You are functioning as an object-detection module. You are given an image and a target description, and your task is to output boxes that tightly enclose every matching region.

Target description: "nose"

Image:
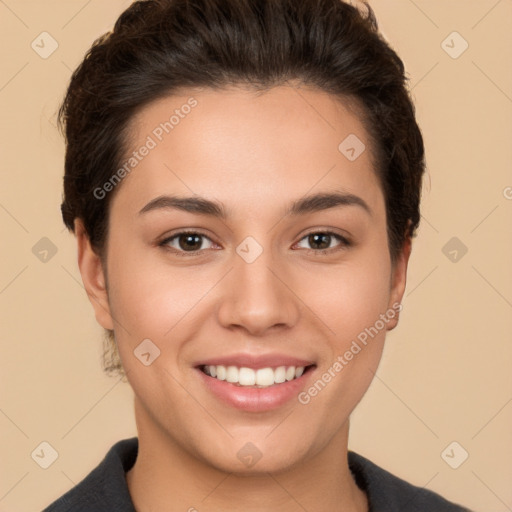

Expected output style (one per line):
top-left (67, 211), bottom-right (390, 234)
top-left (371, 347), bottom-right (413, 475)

top-left (216, 246), bottom-right (300, 336)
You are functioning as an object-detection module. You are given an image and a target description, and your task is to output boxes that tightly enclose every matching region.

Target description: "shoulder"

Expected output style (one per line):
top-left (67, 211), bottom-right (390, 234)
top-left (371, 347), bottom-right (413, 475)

top-left (348, 451), bottom-right (473, 512)
top-left (42, 438), bottom-right (138, 512)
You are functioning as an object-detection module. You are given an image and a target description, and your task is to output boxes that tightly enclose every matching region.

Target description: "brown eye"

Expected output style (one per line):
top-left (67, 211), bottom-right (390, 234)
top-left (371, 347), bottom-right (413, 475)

top-left (177, 233), bottom-right (203, 251)
top-left (308, 233), bottom-right (332, 250)
top-left (295, 231), bottom-right (350, 253)
top-left (159, 231), bottom-right (215, 254)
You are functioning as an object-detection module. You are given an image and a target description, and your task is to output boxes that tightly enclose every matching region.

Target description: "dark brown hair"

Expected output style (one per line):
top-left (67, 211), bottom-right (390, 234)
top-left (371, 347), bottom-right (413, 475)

top-left (58, 0), bottom-right (425, 374)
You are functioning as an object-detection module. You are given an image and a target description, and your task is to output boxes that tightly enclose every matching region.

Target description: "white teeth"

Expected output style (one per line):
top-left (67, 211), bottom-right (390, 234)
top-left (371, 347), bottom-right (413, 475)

top-left (226, 365), bottom-right (238, 383)
top-left (216, 365), bottom-right (226, 380)
top-left (255, 368), bottom-right (274, 386)
top-left (238, 367), bottom-right (256, 386)
top-left (285, 366), bottom-right (296, 381)
top-left (203, 364), bottom-right (307, 387)
top-left (274, 366), bottom-right (286, 384)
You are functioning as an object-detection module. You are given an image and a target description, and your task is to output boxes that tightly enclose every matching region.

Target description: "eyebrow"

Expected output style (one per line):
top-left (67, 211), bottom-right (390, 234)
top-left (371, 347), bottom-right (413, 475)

top-left (138, 191), bottom-right (372, 218)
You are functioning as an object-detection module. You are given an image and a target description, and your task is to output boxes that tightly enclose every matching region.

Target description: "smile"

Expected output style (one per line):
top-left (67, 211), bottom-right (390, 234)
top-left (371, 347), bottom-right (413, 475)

top-left (196, 362), bottom-right (317, 412)
top-left (200, 364), bottom-right (311, 387)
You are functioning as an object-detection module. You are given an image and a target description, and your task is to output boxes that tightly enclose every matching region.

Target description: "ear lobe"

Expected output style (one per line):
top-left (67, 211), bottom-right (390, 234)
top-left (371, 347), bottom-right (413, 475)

top-left (74, 218), bottom-right (114, 330)
top-left (386, 236), bottom-right (412, 331)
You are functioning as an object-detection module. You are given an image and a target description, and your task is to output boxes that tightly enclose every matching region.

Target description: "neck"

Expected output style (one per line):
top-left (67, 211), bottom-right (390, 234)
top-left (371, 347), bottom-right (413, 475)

top-left (126, 399), bottom-right (368, 512)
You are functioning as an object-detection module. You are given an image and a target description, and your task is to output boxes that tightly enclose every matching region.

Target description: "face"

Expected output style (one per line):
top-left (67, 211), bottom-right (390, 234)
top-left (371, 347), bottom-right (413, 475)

top-left (77, 84), bottom-right (410, 474)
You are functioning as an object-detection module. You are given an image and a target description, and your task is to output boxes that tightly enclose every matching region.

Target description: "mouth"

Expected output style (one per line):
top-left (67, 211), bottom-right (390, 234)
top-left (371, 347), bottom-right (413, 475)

top-left (193, 353), bottom-right (317, 412)
top-left (199, 364), bottom-right (316, 388)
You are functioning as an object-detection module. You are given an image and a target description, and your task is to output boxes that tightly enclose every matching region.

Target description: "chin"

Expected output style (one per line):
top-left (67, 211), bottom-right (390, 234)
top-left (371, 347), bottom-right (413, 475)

top-left (190, 430), bottom-right (315, 475)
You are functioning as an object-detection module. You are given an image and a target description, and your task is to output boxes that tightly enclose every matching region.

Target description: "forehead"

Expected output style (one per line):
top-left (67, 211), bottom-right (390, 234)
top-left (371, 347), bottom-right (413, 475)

top-left (113, 85), bottom-right (383, 218)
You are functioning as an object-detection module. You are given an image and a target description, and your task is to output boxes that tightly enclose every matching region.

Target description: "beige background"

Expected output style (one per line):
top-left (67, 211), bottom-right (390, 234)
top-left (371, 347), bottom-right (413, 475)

top-left (0, 1), bottom-right (511, 511)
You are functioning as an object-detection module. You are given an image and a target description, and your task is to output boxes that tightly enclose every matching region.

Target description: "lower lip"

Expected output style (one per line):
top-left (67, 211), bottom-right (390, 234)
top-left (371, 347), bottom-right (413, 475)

top-left (196, 367), bottom-right (315, 412)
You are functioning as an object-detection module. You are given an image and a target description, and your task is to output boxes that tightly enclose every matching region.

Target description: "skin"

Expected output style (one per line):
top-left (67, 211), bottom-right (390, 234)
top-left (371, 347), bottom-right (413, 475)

top-left (75, 84), bottom-right (411, 512)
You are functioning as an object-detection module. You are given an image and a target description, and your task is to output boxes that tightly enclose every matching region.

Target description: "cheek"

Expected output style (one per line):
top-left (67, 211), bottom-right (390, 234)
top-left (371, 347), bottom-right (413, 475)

top-left (296, 240), bottom-right (392, 391)
top-left (301, 253), bottom-right (392, 342)
top-left (106, 242), bottom-right (213, 340)
top-left (296, 263), bottom-right (392, 425)
top-left (278, 255), bottom-right (393, 453)
top-left (105, 257), bottom-right (201, 397)
top-left (106, 228), bottom-right (393, 346)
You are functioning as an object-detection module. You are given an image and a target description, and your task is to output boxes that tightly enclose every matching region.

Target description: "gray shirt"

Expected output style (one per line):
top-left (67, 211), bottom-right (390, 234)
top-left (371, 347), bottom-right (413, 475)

top-left (43, 438), bottom-right (472, 511)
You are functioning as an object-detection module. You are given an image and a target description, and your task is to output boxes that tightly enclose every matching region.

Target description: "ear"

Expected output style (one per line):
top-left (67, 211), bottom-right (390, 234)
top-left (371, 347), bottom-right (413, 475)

top-left (386, 235), bottom-right (412, 331)
top-left (74, 218), bottom-right (114, 330)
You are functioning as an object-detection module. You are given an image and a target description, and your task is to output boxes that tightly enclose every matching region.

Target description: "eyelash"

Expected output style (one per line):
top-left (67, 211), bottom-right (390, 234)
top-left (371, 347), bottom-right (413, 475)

top-left (158, 229), bottom-right (351, 257)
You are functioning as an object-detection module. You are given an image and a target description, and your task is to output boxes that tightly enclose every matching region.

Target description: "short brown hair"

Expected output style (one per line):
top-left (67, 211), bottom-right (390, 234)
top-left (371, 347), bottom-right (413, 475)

top-left (58, 0), bottom-right (425, 375)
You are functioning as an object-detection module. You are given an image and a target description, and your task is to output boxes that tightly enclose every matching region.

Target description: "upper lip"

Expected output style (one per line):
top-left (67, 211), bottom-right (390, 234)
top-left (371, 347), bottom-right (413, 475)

top-left (195, 353), bottom-right (316, 369)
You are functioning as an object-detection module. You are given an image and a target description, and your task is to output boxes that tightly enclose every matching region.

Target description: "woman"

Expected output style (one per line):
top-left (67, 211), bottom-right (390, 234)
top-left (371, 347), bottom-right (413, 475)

top-left (45, 0), bottom-right (473, 510)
